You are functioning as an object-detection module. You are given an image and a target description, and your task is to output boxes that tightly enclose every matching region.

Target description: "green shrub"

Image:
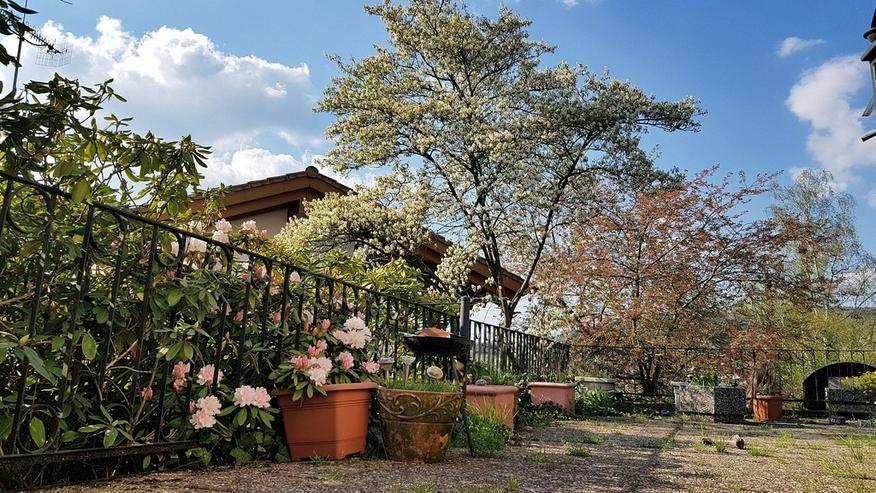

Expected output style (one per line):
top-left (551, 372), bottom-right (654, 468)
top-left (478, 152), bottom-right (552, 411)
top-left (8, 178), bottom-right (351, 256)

top-left (453, 407), bottom-right (513, 456)
top-left (577, 389), bottom-right (621, 416)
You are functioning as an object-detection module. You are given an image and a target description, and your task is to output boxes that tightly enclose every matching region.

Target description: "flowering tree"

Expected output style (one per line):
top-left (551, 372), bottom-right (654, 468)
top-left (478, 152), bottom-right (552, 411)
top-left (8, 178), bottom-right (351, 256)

top-left (316, 0), bottom-right (701, 326)
top-left (537, 168), bottom-right (786, 394)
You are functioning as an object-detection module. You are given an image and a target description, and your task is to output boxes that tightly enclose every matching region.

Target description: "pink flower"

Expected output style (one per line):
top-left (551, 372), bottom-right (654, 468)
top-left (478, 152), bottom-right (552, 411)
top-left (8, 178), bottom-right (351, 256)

top-left (357, 311), bottom-right (366, 320)
top-left (320, 319), bottom-right (332, 332)
top-left (196, 395), bottom-right (222, 416)
top-left (234, 311), bottom-right (244, 322)
top-left (305, 357), bottom-right (332, 387)
top-left (167, 271), bottom-right (175, 279)
top-left (272, 311), bottom-right (282, 324)
top-left (214, 218), bottom-right (232, 234)
top-left (173, 378), bottom-right (185, 394)
top-left (196, 364), bottom-right (223, 387)
top-left (255, 265), bottom-right (267, 280)
top-left (290, 271), bottom-right (301, 283)
top-left (209, 307), bottom-right (219, 316)
top-left (240, 220), bottom-right (258, 233)
top-left (172, 362), bottom-right (191, 380)
top-left (337, 351), bottom-right (354, 371)
top-left (190, 409), bottom-right (216, 429)
top-left (260, 229), bottom-right (268, 237)
top-left (188, 401), bottom-right (197, 414)
top-left (211, 230), bottom-right (229, 243)
top-left (291, 355), bottom-right (311, 369)
top-left (240, 272), bottom-right (249, 281)
top-left (361, 361), bottom-right (381, 375)
top-left (233, 385), bottom-right (271, 409)
top-left (141, 387), bottom-right (153, 401)
top-left (307, 340), bottom-right (328, 358)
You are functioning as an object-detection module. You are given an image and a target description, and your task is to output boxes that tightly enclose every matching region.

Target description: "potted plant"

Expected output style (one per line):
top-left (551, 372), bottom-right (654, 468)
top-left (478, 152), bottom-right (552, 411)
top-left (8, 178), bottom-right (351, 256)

top-left (269, 312), bottom-right (382, 460)
top-left (466, 364), bottom-right (520, 429)
top-left (529, 373), bottom-right (576, 413)
top-left (376, 366), bottom-right (463, 462)
top-left (753, 364), bottom-right (784, 422)
top-left (671, 373), bottom-right (746, 423)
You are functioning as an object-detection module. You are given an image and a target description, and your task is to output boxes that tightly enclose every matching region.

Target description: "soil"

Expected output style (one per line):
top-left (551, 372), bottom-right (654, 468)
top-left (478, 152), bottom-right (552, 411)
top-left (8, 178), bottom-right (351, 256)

top-left (45, 416), bottom-right (876, 492)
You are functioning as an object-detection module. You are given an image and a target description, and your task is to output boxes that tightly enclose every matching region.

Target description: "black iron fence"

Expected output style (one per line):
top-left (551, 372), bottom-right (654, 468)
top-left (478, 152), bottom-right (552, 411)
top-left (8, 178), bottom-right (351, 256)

top-left (570, 344), bottom-right (876, 411)
top-left (0, 171), bottom-right (458, 487)
top-left (468, 320), bottom-right (571, 376)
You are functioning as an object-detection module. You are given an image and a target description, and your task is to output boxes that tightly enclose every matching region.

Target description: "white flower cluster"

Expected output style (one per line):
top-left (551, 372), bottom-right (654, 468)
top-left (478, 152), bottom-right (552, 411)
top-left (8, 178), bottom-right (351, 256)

top-left (332, 316), bottom-right (372, 349)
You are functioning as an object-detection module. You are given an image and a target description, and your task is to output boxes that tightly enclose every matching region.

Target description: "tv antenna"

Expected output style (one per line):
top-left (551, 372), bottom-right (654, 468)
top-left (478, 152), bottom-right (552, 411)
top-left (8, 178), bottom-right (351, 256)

top-left (11, 0), bottom-right (73, 92)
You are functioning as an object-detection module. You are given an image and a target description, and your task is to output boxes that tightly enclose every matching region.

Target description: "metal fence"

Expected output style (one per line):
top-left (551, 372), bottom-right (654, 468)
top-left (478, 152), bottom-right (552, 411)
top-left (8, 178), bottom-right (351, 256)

top-left (0, 171), bottom-right (458, 487)
top-left (569, 344), bottom-right (876, 410)
top-left (468, 319), bottom-right (571, 376)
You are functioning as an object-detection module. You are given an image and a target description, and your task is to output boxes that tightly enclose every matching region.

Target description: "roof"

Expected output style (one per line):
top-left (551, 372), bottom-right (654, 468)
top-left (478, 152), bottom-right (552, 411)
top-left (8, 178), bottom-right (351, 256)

top-left (192, 166), bottom-right (524, 297)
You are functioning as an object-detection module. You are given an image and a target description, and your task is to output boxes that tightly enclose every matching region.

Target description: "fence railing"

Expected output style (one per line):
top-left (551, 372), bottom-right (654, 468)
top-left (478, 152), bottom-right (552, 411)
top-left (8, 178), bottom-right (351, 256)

top-left (570, 344), bottom-right (876, 411)
top-left (0, 171), bottom-right (458, 486)
top-left (468, 320), bottom-right (571, 376)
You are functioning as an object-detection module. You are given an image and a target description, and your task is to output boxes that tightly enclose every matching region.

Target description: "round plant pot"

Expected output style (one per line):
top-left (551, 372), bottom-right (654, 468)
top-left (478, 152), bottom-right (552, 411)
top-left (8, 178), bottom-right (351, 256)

top-left (466, 384), bottom-right (518, 428)
top-left (529, 382), bottom-right (576, 413)
top-left (752, 395), bottom-right (784, 422)
top-left (376, 387), bottom-right (463, 462)
top-left (272, 381), bottom-right (378, 461)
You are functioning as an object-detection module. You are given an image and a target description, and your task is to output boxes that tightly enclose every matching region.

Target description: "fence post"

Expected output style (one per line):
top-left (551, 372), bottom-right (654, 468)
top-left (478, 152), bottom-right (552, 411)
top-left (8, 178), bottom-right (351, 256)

top-left (458, 296), bottom-right (471, 339)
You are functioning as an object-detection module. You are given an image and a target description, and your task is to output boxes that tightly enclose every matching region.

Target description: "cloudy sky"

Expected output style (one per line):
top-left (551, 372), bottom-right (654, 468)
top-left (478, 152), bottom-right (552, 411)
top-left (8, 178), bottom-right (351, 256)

top-left (2, 0), bottom-right (875, 250)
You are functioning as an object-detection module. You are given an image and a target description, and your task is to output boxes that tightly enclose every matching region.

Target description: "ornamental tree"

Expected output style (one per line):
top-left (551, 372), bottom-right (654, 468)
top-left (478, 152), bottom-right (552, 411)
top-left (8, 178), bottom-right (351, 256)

top-left (316, 0), bottom-right (701, 326)
top-left (536, 167), bottom-right (786, 394)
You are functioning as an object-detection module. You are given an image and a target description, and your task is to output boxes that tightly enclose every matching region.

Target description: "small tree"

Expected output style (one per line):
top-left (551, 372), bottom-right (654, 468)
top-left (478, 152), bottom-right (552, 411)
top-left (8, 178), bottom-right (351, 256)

top-left (537, 168), bottom-right (785, 394)
top-left (317, 0), bottom-right (701, 326)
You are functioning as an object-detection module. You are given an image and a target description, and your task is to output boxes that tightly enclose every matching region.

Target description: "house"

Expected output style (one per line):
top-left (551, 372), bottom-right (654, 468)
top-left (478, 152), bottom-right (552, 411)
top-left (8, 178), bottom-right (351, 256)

top-left (191, 166), bottom-right (524, 297)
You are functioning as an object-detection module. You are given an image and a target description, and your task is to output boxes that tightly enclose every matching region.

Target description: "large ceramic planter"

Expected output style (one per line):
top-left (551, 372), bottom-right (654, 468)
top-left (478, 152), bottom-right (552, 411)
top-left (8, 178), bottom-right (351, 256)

top-left (466, 384), bottom-right (518, 428)
top-left (671, 382), bottom-right (746, 424)
top-left (827, 388), bottom-right (876, 417)
top-left (752, 395), bottom-right (784, 422)
top-left (575, 376), bottom-right (617, 394)
top-left (376, 387), bottom-right (463, 462)
top-left (529, 382), bottom-right (576, 413)
top-left (272, 381), bottom-right (378, 461)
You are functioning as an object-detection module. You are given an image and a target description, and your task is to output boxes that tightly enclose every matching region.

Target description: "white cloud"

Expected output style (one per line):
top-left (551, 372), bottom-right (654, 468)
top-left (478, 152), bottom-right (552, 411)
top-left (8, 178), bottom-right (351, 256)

top-left (207, 148), bottom-right (377, 190)
top-left (778, 36), bottom-right (825, 58)
top-left (1, 16), bottom-right (325, 160)
top-left (868, 189), bottom-right (876, 208)
top-left (786, 55), bottom-right (875, 191)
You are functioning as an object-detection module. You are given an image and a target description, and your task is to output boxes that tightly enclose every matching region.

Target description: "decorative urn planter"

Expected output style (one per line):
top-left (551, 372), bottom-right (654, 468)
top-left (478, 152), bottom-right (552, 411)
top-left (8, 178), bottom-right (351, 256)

top-left (272, 381), bottom-right (378, 461)
top-left (466, 384), bottom-right (518, 428)
top-left (752, 395), bottom-right (784, 422)
top-left (376, 387), bottom-right (463, 462)
top-left (529, 382), bottom-right (576, 413)
top-left (671, 382), bottom-right (746, 424)
top-left (575, 376), bottom-right (617, 394)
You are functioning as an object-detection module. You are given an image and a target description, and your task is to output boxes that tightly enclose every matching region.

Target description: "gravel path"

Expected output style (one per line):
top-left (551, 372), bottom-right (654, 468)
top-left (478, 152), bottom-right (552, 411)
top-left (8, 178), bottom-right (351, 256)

top-left (46, 417), bottom-right (876, 493)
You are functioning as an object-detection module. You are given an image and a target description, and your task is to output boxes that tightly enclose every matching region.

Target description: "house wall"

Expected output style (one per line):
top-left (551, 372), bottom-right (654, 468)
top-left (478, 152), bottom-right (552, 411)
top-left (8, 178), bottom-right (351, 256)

top-left (230, 208), bottom-right (289, 237)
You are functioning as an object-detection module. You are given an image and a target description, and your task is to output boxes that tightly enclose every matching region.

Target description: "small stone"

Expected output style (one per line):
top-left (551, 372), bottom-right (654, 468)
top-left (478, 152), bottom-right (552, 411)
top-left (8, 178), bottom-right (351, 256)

top-left (732, 434), bottom-right (745, 449)
top-left (702, 437), bottom-right (714, 445)
top-left (475, 379), bottom-right (488, 386)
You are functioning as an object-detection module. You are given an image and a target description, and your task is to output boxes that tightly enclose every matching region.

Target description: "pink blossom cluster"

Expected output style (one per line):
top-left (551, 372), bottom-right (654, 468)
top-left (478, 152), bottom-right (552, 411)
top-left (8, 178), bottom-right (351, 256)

top-left (336, 351), bottom-right (354, 371)
top-left (172, 362), bottom-right (190, 393)
top-left (332, 316), bottom-right (372, 349)
top-left (190, 395), bottom-right (222, 429)
top-left (196, 364), bottom-right (224, 387)
top-left (307, 339), bottom-right (328, 357)
top-left (306, 357), bottom-right (332, 386)
top-left (233, 385), bottom-right (271, 408)
top-left (241, 220), bottom-right (258, 233)
top-left (212, 219), bottom-right (232, 243)
top-left (361, 361), bottom-right (381, 374)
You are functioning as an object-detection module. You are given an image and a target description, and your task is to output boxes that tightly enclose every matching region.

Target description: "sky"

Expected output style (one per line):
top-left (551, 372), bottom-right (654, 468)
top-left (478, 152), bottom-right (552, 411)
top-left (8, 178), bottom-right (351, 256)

top-left (1, 0), bottom-right (875, 252)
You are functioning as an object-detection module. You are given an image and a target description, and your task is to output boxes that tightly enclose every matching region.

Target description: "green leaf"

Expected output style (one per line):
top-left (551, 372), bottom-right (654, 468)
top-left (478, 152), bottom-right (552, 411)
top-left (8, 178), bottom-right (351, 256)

top-left (78, 423), bottom-right (104, 433)
top-left (81, 332), bottom-right (97, 360)
top-left (71, 179), bottom-right (90, 203)
top-left (181, 342), bottom-right (194, 362)
top-left (22, 347), bottom-right (56, 384)
top-left (0, 415), bottom-right (12, 442)
top-left (103, 428), bottom-right (119, 448)
top-left (61, 430), bottom-right (80, 443)
top-left (142, 455), bottom-right (151, 469)
top-left (164, 341), bottom-right (182, 361)
top-left (29, 417), bottom-right (45, 448)
top-left (167, 289), bottom-right (183, 307)
top-left (235, 408), bottom-right (247, 426)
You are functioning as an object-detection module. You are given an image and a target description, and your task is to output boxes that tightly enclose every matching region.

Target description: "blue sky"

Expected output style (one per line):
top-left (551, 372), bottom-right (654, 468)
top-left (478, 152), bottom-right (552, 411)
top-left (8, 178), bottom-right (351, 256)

top-left (3, 0), bottom-right (875, 251)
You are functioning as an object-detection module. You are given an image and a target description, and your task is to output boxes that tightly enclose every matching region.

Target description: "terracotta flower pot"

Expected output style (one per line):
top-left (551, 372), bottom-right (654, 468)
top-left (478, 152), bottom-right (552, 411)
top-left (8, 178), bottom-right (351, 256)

top-left (752, 395), bottom-right (784, 422)
top-left (376, 387), bottom-right (463, 462)
top-left (529, 382), bottom-right (576, 413)
top-left (466, 385), bottom-right (518, 428)
top-left (272, 381), bottom-right (378, 461)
